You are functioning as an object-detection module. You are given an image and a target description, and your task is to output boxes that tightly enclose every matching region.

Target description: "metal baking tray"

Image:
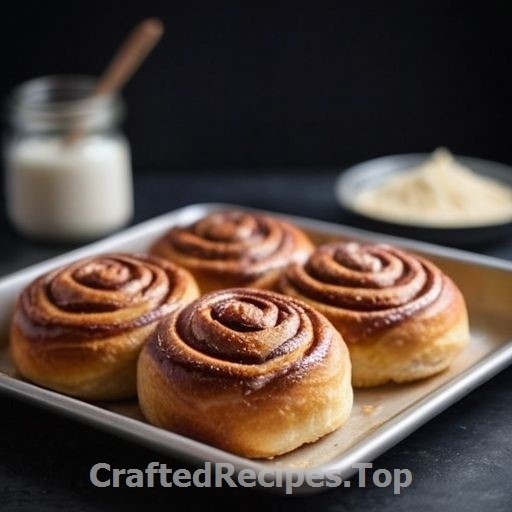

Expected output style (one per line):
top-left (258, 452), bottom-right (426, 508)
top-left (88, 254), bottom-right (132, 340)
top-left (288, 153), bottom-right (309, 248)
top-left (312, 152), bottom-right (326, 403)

top-left (1, 203), bottom-right (511, 495)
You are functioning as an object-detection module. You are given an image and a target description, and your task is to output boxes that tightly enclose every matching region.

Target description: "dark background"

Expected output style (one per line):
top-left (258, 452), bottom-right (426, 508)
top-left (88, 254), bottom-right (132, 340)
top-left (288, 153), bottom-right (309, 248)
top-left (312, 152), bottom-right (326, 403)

top-left (1, 0), bottom-right (511, 173)
top-left (1, 5), bottom-right (512, 509)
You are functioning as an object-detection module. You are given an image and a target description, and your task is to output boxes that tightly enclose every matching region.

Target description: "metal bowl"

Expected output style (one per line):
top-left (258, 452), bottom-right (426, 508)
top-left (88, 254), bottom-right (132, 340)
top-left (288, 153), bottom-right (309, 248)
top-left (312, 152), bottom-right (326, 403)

top-left (335, 153), bottom-right (512, 246)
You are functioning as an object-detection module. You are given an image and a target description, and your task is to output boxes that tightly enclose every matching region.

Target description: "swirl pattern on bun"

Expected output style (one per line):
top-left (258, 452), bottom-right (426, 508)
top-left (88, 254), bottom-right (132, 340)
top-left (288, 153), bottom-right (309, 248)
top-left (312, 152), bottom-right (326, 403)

top-left (10, 253), bottom-right (199, 400)
top-left (149, 210), bottom-right (314, 292)
top-left (137, 288), bottom-right (353, 458)
top-left (278, 242), bottom-right (470, 387)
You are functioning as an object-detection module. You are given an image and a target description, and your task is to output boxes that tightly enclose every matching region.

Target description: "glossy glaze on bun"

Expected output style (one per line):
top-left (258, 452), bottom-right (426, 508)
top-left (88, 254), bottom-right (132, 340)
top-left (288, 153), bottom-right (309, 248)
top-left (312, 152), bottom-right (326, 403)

top-left (278, 241), bottom-right (470, 387)
top-left (137, 287), bottom-right (353, 458)
top-left (149, 210), bottom-right (314, 292)
top-left (10, 253), bottom-right (199, 400)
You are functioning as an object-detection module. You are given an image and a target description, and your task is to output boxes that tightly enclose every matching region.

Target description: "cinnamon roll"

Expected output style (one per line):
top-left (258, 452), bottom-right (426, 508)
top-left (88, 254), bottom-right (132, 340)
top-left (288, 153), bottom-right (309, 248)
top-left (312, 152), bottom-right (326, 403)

top-left (137, 288), bottom-right (353, 458)
top-left (278, 242), bottom-right (470, 387)
top-left (149, 210), bottom-right (314, 293)
top-left (10, 253), bottom-right (199, 400)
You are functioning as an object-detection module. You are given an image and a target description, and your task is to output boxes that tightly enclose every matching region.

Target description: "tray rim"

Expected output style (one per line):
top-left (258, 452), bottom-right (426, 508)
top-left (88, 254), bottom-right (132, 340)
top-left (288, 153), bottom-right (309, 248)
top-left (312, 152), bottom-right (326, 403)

top-left (1, 202), bottom-right (511, 495)
top-left (1, 203), bottom-right (511, 287)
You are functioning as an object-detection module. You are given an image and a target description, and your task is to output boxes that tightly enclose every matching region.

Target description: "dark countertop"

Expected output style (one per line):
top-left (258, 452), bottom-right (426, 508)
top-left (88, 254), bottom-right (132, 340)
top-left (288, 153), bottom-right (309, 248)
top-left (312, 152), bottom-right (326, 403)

top-left (1, 170), bottom-right (511, 511)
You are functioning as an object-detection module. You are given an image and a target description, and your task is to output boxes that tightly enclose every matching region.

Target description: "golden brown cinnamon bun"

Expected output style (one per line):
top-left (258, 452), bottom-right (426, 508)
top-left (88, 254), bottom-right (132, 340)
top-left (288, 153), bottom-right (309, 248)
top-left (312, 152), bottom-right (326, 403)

top-left (149, 210), bottom-right (314, 293)
top-left (278, 242), bottom-right (470, 387)
top-left (137, 288), bottom-right (353, 458)
top-left (10, 253), bottom-right (199, 400)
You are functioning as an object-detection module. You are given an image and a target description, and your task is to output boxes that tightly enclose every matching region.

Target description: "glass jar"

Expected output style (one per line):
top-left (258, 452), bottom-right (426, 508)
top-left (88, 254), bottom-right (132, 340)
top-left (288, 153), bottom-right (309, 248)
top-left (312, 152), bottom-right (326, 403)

top-left (3, 75), bottom-right (133, 242)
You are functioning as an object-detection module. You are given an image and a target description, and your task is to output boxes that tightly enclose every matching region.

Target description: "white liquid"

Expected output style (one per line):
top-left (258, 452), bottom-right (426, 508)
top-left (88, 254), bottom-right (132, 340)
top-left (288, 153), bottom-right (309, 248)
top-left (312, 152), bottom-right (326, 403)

top-left (6, 136), bottom-right (133, 241)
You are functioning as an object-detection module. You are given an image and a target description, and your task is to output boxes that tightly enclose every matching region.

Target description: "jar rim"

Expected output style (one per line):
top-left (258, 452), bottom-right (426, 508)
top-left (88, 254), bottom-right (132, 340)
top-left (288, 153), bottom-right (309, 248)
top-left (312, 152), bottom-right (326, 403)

top-left (6, 74), bottom-right (124, 132)
top-left (8, 75), bottom-right (116, 110)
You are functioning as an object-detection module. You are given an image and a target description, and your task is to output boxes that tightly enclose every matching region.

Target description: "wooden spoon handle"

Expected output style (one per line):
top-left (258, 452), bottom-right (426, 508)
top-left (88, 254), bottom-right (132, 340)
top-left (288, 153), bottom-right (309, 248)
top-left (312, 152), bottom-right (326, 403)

top-left (64, 18), bottom-right (164, 146)
top-left (94, 18), bottom-right (164, 97)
